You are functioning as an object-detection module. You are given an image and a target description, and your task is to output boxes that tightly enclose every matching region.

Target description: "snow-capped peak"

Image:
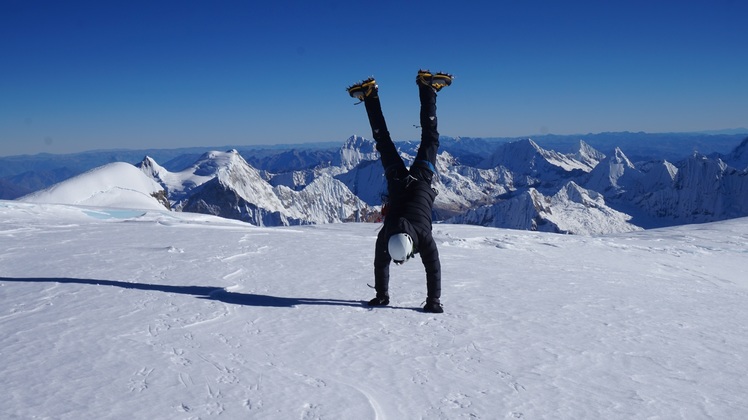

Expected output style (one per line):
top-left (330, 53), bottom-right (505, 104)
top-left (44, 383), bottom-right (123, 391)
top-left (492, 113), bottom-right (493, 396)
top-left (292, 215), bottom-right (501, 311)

top-left (339, 135), bottom-right (378, 170)
top-left (137, 150), bottom-right (254, 207)
top-left (574, 140), bottom-right (606, 170)
top-left (192, 149), bottom-right (243, 176)
top-left (482, 139), bottom-right (596, 173)
top-left (585, 147), bottom-right (641, 193)
top-left (138, 156), bottom-right (167, 179)
top-left (611, 147), bottom-right (635, 167)
top-left (547, 180), bottom-right (641, 234)
top-left (555, 180), bottom-right (604, 208)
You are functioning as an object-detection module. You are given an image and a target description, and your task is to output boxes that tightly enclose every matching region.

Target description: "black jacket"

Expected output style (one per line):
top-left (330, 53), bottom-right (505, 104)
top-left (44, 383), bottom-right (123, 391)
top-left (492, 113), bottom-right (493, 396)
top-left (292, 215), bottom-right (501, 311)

top-left (375, 170), bottom-right (441, 299)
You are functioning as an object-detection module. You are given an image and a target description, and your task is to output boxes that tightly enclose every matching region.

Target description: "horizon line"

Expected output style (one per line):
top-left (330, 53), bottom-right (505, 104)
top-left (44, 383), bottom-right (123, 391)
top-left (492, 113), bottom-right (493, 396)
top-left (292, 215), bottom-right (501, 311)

top-left (2, 128), bottom-right (748, 158)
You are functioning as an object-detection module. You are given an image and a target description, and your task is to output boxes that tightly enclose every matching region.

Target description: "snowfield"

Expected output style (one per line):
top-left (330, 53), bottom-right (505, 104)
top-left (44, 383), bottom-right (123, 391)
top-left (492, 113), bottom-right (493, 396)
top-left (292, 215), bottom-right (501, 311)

top-left (1, 200), bottom-right (747, 419)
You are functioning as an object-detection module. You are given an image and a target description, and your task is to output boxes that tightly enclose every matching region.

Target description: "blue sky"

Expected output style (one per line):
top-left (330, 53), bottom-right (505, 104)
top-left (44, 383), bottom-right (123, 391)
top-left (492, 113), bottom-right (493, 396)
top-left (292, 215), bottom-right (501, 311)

top-left (1, 0), bottom-right (746, 156)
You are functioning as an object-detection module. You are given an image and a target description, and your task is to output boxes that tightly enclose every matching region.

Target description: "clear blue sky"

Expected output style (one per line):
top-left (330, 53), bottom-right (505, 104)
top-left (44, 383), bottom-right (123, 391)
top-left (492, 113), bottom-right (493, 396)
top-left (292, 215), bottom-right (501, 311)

top-left (1, 0), bottom-right (746, 156)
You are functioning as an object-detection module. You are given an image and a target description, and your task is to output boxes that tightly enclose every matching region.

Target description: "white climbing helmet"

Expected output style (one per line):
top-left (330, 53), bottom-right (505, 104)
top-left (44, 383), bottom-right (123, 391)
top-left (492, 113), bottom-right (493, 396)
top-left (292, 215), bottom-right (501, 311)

top-left (388, 233), bottom-right (414, 265)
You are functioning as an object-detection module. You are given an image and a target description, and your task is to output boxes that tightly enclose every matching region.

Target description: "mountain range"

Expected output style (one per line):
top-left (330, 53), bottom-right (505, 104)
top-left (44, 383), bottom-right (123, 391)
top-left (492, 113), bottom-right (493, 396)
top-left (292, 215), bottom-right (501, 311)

top-left (12, 132), bottom-right (748, 235)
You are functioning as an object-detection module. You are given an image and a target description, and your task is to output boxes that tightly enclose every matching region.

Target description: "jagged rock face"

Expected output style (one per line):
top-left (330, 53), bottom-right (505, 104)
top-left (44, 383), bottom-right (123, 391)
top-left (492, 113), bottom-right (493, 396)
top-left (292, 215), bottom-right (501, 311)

top-left (150, 190), bottom-right (171, 211)
top-left (182, 177), bottom-right (297, 227)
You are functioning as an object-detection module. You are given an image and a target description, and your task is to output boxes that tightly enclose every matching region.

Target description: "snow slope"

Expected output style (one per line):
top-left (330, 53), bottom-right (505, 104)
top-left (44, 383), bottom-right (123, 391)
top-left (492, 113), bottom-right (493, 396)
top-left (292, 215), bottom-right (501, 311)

top-left (17, 162), bottom-right (167, 211)
top-left (1, 200), bottom-right (747, 419)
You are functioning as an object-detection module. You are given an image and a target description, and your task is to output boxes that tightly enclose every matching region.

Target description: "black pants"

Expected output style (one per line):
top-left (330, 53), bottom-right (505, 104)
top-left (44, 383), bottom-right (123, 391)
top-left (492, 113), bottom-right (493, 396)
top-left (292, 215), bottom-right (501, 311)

top-left (363, 85), bottom-right (439, 185)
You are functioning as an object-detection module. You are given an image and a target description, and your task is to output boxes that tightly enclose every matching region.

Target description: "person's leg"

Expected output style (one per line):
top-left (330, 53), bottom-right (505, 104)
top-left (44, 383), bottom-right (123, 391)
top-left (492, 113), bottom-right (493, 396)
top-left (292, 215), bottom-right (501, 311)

top-left (363, 93), bottom-right (408, 180)
top-left (411, 71), bottom-right (451, 183)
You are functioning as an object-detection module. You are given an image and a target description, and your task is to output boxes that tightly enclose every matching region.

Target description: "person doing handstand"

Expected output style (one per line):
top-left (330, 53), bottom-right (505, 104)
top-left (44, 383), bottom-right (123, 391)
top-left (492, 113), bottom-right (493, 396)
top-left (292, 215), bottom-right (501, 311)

top-left (347, 69), bottom-right (453, 313)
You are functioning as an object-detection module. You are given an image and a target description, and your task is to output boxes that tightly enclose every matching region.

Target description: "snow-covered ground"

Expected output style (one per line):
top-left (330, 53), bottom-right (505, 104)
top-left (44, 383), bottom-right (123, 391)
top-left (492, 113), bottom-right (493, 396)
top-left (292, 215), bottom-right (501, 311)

top-left (1, 200), bottom-right (747, 419)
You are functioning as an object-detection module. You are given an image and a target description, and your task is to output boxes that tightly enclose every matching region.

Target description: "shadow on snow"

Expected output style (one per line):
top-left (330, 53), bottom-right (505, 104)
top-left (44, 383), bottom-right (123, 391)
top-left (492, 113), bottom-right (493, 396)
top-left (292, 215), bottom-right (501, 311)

top-left (0, 276), bottom-right (376, 309)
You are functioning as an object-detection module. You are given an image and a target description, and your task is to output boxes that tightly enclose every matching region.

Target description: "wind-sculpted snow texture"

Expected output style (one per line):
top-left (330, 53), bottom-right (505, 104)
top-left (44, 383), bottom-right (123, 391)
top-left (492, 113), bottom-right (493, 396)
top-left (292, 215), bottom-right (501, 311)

top-left (1, 201), bottom-right (747, 418)
top-left (14, 134), bottom-right (748, 234)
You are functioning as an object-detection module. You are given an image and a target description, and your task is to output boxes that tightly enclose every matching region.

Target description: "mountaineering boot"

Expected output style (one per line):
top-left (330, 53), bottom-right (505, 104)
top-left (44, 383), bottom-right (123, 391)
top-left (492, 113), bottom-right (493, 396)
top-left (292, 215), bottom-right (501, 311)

top-left (347, 77), bottom-right (378, 102)
top-left (416, 70), bottom-right (453, 92)
top-left (368, 292), bottom-right (390, 307)
top-left (423, 297), bottom-right (444, 313)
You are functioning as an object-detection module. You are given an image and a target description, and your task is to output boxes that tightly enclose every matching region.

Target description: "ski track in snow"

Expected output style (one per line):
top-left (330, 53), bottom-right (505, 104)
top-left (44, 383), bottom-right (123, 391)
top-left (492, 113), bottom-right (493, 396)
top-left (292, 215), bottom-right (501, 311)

top-left (1, 201), bottom-right (748, 419)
